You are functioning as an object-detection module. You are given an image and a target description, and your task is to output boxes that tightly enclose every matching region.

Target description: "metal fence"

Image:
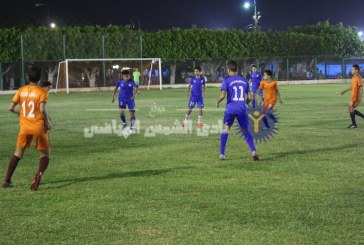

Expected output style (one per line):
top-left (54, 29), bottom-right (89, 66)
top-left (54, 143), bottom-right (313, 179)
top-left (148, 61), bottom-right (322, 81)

top-left (1, 34), bottom-right (364, 90)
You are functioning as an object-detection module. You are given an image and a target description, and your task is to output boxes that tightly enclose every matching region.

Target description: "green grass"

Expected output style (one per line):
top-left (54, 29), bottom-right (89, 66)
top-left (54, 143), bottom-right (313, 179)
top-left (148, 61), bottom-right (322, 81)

top-left (0, 84), bottom-right (363, 245)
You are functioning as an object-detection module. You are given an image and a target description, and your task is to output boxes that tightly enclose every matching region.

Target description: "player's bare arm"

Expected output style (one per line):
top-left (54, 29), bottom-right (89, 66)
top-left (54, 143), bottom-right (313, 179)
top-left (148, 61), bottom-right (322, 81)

top-left (8, 102), bottom-right (19, 116)
top-left (216, 90), bottom-right (226, 107)
top-left (253, 89), bottom-right (261, 98)
top-left (187, 84), bottom-right (191, 97)
top-left (359, 85), bottom-right (363, 102)
top-left (40, 102), bottom-right (52, 131)
top-left (131, 88), bottom-right (137, 99)
top-left (278, 90), bottom-right (283, 104)
top-left (111, 85), bottom-right (118, 103)
top-left (341, 86), bottom-right (351, 95)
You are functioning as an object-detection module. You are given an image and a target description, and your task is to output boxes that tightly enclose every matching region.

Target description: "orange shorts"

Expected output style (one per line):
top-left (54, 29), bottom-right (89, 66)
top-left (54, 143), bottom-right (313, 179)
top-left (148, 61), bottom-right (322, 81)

top-left (350, 101), bottom-right (360, 108)
top-left (16, 128), bottom-right (49, 150)
top-left (263, 100), bottom-right (277, 111)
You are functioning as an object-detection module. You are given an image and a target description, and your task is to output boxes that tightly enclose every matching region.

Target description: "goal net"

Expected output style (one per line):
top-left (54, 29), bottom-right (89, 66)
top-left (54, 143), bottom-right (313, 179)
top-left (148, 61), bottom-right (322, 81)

top-left (56, 58), bottom-right (162, 93)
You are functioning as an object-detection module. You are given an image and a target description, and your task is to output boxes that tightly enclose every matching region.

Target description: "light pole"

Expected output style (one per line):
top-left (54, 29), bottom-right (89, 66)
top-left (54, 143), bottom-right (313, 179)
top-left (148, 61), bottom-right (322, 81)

top-left (243, 0), bottom-right (261, 30)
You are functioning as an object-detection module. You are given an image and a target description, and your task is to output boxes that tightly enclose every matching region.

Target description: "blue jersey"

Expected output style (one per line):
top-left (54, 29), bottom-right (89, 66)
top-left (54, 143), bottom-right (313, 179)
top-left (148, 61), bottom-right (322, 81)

top-left (117, 79), bottom-right (137, 100)
top-left (190, 76), bottom-right (205, 97)
top-left (221, 75), bottom-right (250, 111)
top-left (248, 72), bottom-right (262, 91)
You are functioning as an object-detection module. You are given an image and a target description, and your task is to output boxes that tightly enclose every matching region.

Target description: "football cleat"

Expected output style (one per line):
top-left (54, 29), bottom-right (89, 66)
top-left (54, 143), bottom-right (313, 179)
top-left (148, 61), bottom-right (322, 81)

top-left (121, 123), bottom-right (127, 129)
top-left (347, 124), bottom-right (357, 129)
top-left (197, 123), bottom-right (203, 127)
top-left (182, 122), bottom-right (187, 127)
top-left (219, 154), bottom-right (227, 160)
top-left (30, 172), bottom-right (42, 191)
top-left (2, 181), bottom-right (13, 189)
top-left (251, 152), bottom-right (259, 161)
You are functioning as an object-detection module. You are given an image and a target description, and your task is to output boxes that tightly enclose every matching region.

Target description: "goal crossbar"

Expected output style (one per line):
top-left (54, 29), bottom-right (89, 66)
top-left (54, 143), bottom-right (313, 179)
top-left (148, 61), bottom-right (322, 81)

top-left (56, 58), bottom-right (162, 93)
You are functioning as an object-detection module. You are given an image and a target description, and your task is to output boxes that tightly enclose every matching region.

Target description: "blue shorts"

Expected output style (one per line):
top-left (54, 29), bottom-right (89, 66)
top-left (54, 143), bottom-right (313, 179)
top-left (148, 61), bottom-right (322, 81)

top-left (188, 96), bottom-right (204, 108)
top-left (119, 99), bottom-right (135, 111)
top-left (223, 107), bottom-right (249, 129)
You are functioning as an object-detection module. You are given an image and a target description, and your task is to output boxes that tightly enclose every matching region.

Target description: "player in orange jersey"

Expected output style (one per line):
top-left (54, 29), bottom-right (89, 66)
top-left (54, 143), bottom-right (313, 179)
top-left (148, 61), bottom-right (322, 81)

top-left (254, 70), bottom-right (282, 129)
top-left (2, 66), bottom-right (52, 191)
top-left (341, 64), bottom-right (364, 128)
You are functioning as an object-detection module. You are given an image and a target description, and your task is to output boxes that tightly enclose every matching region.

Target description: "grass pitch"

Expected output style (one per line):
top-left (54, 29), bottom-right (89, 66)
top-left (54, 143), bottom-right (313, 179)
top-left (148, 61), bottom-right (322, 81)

top-left (0, 84), bottom-right (363, 244)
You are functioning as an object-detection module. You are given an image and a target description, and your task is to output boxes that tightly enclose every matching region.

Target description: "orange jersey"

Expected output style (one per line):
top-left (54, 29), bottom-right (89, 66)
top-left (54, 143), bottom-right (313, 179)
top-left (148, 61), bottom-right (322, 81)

top-left (12, 85), bottom-right (48, 133)
top-left (259, 80), bottom-right (279, 102)
top-left (351, 75), bottom-right (363, 102)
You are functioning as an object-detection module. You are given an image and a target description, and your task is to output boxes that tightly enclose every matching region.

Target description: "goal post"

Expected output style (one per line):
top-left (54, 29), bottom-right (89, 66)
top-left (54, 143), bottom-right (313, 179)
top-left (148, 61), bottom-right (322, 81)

top-left (56, 58), bottom-right (162, 93)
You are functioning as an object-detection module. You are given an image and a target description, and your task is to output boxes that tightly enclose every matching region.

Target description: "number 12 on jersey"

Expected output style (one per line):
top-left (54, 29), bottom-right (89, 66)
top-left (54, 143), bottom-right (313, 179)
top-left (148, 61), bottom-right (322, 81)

top-left (22, 101), bottom-right (35, 118)
top-left (232, 86), bottom-right (245, 101)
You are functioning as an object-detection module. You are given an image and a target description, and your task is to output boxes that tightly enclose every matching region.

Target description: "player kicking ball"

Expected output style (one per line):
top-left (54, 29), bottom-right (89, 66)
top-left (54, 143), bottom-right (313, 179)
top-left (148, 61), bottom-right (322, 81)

top-left (254, 70), bottom-right (283, 129)
top-left (183, 66), bottom-right (206, 127)
top-left (112, 70), bottom-right (138, 131)
top-left (217, 61), bottom-right (259, 161)
top-left (341, 64), bottom-right (364, 128)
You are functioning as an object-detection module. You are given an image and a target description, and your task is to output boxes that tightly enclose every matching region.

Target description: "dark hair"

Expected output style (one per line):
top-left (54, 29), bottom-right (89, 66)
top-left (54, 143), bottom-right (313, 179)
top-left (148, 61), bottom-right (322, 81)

top-left (352, 64), bottom-right (360, 71)
top-left (121, 70), bottom-right (130, 75)
top-left (27, 66), bottom-right (42, 83)
top-left (39, 81), bottom-right (52, 87)
top-left (264, 70), bottom-right (273, 77)
top-left (194, 66), bottom-right (202, 72)
top-left (228, 61), bottom-right (238, 72)
top-left (251, 65), bottom-right (257, 68)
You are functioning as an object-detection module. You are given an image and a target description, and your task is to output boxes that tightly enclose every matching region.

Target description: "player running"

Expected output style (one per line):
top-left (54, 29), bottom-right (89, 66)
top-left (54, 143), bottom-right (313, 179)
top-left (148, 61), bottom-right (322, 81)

top-left (183, 66), bottom-right (206, 127)
top-left (112, 70), bottom-right (138, 131)
top-left (217, 61), bottom-right (259, 161)
top-left (247, 65), bottom-right (264, 108)
top-left (254, 70), bottom-right (282, 129)
top-left (2, 66), bottom-right (52, 191)
top-left (341, 64), bottom-right (364, 128)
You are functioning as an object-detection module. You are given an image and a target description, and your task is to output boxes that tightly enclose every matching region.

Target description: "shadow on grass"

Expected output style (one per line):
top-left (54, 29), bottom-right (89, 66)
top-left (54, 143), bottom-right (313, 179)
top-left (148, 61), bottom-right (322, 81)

top-left (262, 143), bottom-right (359, 161)
top-left (45, 167), bottom-right (192, 189)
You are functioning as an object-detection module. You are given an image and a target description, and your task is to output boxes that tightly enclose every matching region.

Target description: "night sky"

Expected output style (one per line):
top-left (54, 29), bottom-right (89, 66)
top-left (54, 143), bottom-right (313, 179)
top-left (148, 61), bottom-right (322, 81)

top-left (1, 0), bottom-right (364, 32)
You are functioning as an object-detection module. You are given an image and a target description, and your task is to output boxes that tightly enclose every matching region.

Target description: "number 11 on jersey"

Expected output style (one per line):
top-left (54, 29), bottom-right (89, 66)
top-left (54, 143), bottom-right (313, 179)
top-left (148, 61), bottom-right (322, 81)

top-left (233, 86), bottom-right (245, 101)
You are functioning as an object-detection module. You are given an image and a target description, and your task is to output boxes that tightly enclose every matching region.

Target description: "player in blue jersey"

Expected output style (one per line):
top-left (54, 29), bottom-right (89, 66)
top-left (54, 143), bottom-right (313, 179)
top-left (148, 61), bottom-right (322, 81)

top-left (247, 65), bottom-right (264, 108)
top-left (217, 61), bottom-right (259, 161)
top-left (183, 66), bottom-right (206, 127)
top-left (112, 70), bottom-right (138, 130)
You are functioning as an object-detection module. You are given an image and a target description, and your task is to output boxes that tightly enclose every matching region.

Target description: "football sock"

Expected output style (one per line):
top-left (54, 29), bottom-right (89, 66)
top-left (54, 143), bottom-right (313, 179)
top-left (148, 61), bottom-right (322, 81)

top-left (262, 116), bottom-right (270, 128)
top-left (38, 156), bottom-right (49, 174)
top-left (5, 156), bottom-right (21, 183)
top-left (220, 131), bottom-right (229, 155)
top-left (354, 110), bottom-right (364, 119)
top-left (131, 117), bottom-right (136, 128)
top-left (252, 99), bottom-right (256, 108)
top-left (350, 112), bottom-right (357, 126)
top-left (184, 115), bottom-right (190, 123)
top-left (198, 116), bottom-right (202, 124)
top-left (120, 114), bottom-right (126, 123)
top-left (244, 131), bottom-right (256, 152)
top-left (267, 111), bottom-right (277, 123)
